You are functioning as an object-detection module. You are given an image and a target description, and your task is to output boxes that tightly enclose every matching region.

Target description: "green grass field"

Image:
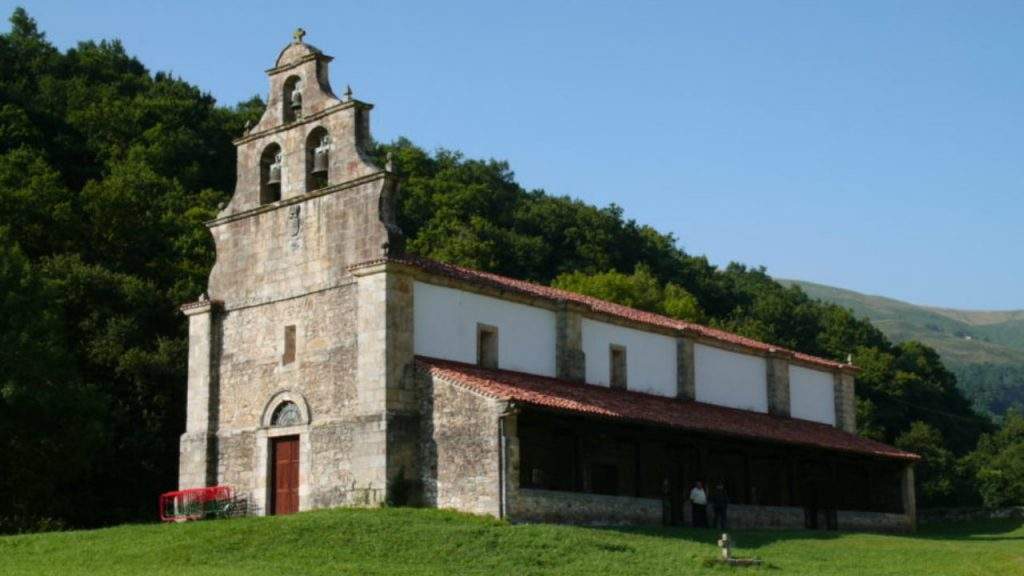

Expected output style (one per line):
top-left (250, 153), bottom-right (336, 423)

top-left (1, 508), bottom-right (1021, 576)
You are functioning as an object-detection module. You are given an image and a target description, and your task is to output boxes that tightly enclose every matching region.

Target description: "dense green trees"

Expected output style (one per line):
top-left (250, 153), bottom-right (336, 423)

top-left (552, 266), bottom-right (704, 323)
top-left (0, 9), bottom-right (243, 529)
top-left (956, 363), bottom-right (1024, 417)
top-left (964, 410), bottom-right (1024, 507)
top-left (0, 9), bottom-right (1019, 530)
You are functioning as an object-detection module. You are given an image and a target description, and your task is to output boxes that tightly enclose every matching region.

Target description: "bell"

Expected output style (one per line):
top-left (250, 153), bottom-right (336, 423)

top-left (312, 146), bottom-right (328, 175)
top-left (267, 154), bottom-right (282, 184)
top-left (290, 89), bottom-right (302, 115)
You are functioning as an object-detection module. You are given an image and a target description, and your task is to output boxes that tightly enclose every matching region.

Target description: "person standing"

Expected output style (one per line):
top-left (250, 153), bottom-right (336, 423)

top-left (689, 481), bottom-right (708, 527)
top-left (710, 482), bottom-right (729, 530)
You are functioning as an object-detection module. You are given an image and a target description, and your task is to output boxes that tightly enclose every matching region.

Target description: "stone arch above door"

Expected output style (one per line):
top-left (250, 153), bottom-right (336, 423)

top-left (260, 390), bottom-right (311, 429)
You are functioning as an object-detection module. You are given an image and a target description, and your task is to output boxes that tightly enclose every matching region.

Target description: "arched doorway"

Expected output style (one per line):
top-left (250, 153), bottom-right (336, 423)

top-left (257, 393), bottom-right (311, 516)
top-left (269, 402), bottom-right (302, 515)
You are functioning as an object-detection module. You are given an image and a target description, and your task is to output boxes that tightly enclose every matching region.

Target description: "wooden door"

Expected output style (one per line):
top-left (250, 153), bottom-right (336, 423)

top-left (271, 436), bottom-right (300, 515)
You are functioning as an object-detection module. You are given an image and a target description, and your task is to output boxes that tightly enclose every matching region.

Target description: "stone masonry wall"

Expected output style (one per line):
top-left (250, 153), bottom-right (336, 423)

top-left (216, 286), bottom-right (356, 430)
top-left (207, 176), bottom-right (395, 310)
top-left (834, 372), bottom-right (857, 433)
top-left (209, 283), bottom-right (391, 511)
top-left (726, 504), bottom-right (806, 530)
top-left (419, 372), bottom-right (505, 517)
top-left (555, 305), bottom-right (585, 381)
top-left (919, 507), bottom-right (1024, 524)
top-left (509, 488), bottom-right (663, 526)
top-left (837, 510), bottom-right (913, 533)
top-left (722, 505), bottom-right (912, 532)
top-left (766, 357), bottom-right (791, 417)
top-left (307, 418), bottom-right (387, 508)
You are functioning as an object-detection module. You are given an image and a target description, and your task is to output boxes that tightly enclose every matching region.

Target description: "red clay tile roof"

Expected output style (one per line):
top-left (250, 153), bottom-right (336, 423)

top-left (351, 255), bottom-right (853, 372)
top-left (417, 356), bottom-right (918, 462)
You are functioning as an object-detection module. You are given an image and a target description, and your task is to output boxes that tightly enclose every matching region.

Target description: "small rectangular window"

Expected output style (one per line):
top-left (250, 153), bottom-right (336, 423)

top-left (282, 325), bottom-right (296, 365)
top-left (477, 324), bottom-right (499, 369)
top-left (610, 344), bottom-right (627, 389)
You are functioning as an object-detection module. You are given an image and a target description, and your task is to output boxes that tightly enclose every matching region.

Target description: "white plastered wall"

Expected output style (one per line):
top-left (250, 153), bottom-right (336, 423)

top-left (413, 281), bottom-right (557, 376)
top-left (581, 318), bottom-right (677, 397)
top-left (694, 343), bottom-right (768, 412)
top-left (789, 365), bottom-right (837, 425)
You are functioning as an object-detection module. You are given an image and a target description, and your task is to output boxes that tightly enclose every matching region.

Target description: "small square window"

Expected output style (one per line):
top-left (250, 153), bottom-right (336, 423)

top-left (282, 325), bottom-right (296, 365)
top-left (610, 344), bottom-right (627, 389)
top-left (477, 324), bottom-right (499, 369)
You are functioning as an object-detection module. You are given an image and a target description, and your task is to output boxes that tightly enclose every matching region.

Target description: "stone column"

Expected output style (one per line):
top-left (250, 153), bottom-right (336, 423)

top-left (901, 464), bottom-right (917, 532)
top-left (676, 338), bottom-right (696, 401)
top-left (500, 409), bottom-right (519, 520)
top-left (834, 372), bottom-right (857, 433)
top-left (353, 261), bottom-right (416, 413)
top-left (179, 300), bottom-right (218, 489)
top-left (766, 354), bottom-right (791, 417)
top-left (556, 303), bottom-right (585, 381)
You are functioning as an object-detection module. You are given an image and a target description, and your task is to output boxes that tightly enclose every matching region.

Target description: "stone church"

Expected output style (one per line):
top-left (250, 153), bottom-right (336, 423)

top-left (180, 32), bottom-right (919, 531)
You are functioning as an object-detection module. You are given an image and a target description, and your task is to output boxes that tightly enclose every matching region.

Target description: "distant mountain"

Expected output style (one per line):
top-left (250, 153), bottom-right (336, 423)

top-left (780, 279), bottom-right (1024, 416)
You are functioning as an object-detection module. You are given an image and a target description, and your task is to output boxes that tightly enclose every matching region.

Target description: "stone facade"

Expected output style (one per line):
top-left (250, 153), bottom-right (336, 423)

top-left (179, 35), bottom-right (406, 513)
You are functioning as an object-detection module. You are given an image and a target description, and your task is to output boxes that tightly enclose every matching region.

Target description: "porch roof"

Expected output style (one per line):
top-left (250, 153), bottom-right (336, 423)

top-left (416, 356), bottom-right (918, 462)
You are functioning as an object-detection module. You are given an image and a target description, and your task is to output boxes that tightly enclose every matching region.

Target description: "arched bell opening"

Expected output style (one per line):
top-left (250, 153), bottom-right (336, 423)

top-left (282, 75), bottom-right (303, 123)
top-left (305, 126), bottom-right (330, 192)
top-left (260, 143), bottom-right (283, 204)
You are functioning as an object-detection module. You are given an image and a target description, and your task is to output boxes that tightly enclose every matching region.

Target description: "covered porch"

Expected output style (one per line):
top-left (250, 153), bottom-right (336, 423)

top-left (508, 409), bottom-right (914, 531)
top-left (416, 356), bottom-right (918, 532)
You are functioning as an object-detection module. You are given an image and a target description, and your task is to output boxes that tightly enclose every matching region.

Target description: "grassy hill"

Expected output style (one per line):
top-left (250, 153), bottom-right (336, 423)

top-left (1, 508), bottom-right (1022, 576)
top-left (781, 279), bottom-right (1024, 415)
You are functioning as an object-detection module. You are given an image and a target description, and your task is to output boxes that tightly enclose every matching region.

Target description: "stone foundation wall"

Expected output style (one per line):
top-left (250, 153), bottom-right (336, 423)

top-left (726, 504), bottom-right (806, 530)
top-left (708, 505), bottom-right (911, 532)
top-left (919, 507), bottom-right (1024, 524)
top-left (509, 488), bottom-right (662, 526)
top-left (837, 510), bottom-right (913, 532)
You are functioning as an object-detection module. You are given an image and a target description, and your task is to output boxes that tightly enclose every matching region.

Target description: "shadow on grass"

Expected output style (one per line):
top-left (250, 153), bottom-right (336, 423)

top-left (588, 517), bottom-right (1024, 547)
top-left (915, 518), bottom-right (1024, 541)
top-left (588, 524), bottom-right (843, 547)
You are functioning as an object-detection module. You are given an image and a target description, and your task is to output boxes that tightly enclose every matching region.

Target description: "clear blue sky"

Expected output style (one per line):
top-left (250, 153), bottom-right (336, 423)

top-left (6, 1), bottom-right (1023, 310)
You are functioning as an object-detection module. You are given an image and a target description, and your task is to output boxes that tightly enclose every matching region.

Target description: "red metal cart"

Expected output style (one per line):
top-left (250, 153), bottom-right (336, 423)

top-left (159, 486), bottom-right (235, 522)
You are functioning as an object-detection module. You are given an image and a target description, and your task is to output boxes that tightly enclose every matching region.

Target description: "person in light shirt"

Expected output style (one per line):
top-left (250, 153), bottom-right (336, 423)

top-left (689, 481), bottom-right (708, 527)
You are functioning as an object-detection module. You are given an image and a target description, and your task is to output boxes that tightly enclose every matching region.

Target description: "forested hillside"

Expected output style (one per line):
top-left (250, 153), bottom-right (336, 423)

top-left (0, 9), bottom-right (1020, 532)
top-left (785, 280), bottom-right (1024, 417)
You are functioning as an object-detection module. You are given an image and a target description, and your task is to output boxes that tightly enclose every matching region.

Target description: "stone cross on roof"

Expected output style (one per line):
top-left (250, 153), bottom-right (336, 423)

top-left (293, 28), bottom-right (306, 43)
